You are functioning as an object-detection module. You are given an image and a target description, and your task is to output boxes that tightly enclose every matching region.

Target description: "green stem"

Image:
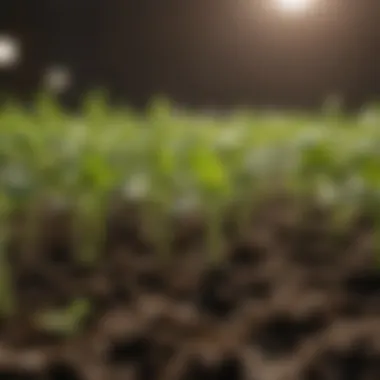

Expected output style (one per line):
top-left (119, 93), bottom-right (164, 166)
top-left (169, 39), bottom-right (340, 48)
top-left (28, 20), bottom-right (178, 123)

top-left (72, 195), bottom-right (105, 266)
top-left (237, 180), bottom-right (257, 238)
top-left (145, 198), bottom-right (171, 261)
top-left (206, 202), bottom-right (224, 263)
top-left (22, 193), bottom-right (42, 264)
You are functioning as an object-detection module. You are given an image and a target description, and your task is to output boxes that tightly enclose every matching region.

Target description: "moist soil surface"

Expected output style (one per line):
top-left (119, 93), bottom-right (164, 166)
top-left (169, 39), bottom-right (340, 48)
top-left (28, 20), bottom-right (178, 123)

top-left (1, 195), bottom-right (380, 380)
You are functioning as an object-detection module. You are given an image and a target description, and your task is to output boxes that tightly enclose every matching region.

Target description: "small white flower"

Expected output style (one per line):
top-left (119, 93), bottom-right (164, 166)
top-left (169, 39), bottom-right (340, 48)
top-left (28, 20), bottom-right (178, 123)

top-left (43, 65), bottom-right (72, 94)
top-left (215, 128), bottom-right (243, 150)
top-left (58, 123), bottom-right (88, 159)
top-left (316, 177), bottom-right (338, 206)
top-left (123, 174), bottom-right (150, 200)
top-left (171, 193), bottom-right (200, 216)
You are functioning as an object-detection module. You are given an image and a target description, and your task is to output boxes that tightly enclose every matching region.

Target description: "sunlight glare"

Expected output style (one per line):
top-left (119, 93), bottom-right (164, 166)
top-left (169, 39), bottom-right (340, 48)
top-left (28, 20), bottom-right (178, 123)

top-left (0, 35), bottom-right (21, 69)
top-left (274, 0), bottom-right (315, 14)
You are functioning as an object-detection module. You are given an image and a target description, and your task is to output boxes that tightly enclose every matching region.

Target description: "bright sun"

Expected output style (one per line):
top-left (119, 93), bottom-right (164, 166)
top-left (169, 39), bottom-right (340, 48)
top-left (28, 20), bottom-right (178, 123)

top-left (274, 0), bottom-right (315, 13)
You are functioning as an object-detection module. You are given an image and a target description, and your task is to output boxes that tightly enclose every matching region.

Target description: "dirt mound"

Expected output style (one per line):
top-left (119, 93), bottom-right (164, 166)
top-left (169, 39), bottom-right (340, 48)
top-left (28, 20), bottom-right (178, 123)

top-left (0, 197), bottom-right (379, 380)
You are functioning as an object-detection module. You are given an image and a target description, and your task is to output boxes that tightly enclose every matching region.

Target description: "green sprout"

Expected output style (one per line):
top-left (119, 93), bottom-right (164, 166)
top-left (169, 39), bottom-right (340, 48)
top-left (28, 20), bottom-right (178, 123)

top-left (189, 141), bottom-right (231, 262)
top-left (34, 298), bottom-right (91, 336)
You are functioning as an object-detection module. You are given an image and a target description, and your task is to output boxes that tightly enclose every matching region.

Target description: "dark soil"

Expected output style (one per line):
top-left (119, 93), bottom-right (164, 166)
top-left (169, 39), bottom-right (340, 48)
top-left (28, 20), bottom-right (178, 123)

top-left (1, 195), bottom-right (379, 380)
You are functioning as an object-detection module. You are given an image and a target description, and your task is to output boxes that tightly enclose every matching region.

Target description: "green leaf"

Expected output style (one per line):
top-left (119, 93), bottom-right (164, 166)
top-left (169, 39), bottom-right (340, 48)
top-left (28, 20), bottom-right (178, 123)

top-left (190, 144), bottom-right (229, 196)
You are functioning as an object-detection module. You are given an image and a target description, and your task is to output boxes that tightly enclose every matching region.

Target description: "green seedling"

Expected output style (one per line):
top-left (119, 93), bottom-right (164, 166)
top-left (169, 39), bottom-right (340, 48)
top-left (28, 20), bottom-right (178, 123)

top-left (1, 94), bottom-right (380, 281)
top-left (189, 141), bottom-right (231, 262)
top-left (34, 298), bottom-right (91, 336)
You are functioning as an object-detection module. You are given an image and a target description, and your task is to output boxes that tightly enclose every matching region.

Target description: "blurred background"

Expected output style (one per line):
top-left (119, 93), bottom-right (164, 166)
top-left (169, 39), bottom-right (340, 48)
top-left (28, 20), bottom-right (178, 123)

top-left (1, 0), bottom-right (379, 111)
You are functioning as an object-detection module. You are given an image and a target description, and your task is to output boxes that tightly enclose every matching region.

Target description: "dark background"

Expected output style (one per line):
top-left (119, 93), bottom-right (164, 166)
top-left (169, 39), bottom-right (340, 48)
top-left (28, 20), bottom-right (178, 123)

top-left (1, 0), bottom-right (379, 111)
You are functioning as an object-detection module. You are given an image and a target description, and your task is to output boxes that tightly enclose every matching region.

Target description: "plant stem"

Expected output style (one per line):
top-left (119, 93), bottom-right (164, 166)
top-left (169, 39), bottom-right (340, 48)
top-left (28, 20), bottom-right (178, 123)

top-left (72, 195), bottom-right (105, 266)
top-left (22, 193), bottom-right (42, 264)
top-left (206, 202), bottom-right (224, 263)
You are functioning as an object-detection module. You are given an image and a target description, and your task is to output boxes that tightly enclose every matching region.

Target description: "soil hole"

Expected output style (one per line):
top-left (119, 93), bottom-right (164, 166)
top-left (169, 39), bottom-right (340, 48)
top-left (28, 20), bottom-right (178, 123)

top-left (106, 336), bottom-right (150, 365)
top-left (137, 272), bottom-right (165, 292)
top-left (45, 242), bottom-right (72, 265)
top-left (252, 312), bottom-right (326, 358)
top-left (16, 271), bottom-right (52, 301)
top-left (229, 243), bottom-right (265, 267)
top-left (344, 270), bottom-right (380, 297)
top-left (0, 370), bottom-right (40, 380)
top-left (181, 355), bottom-right (244, 380)
top-left (44, 361), bottom-right (82, 380)
top-left (329, 344), bottom-right (379, 380)
top-left (196, 268), bottom-right (235, 317)
top-left (246, 281), bottom-right (272, 299)
top-left (304, 342), bottom-right (380, 380)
